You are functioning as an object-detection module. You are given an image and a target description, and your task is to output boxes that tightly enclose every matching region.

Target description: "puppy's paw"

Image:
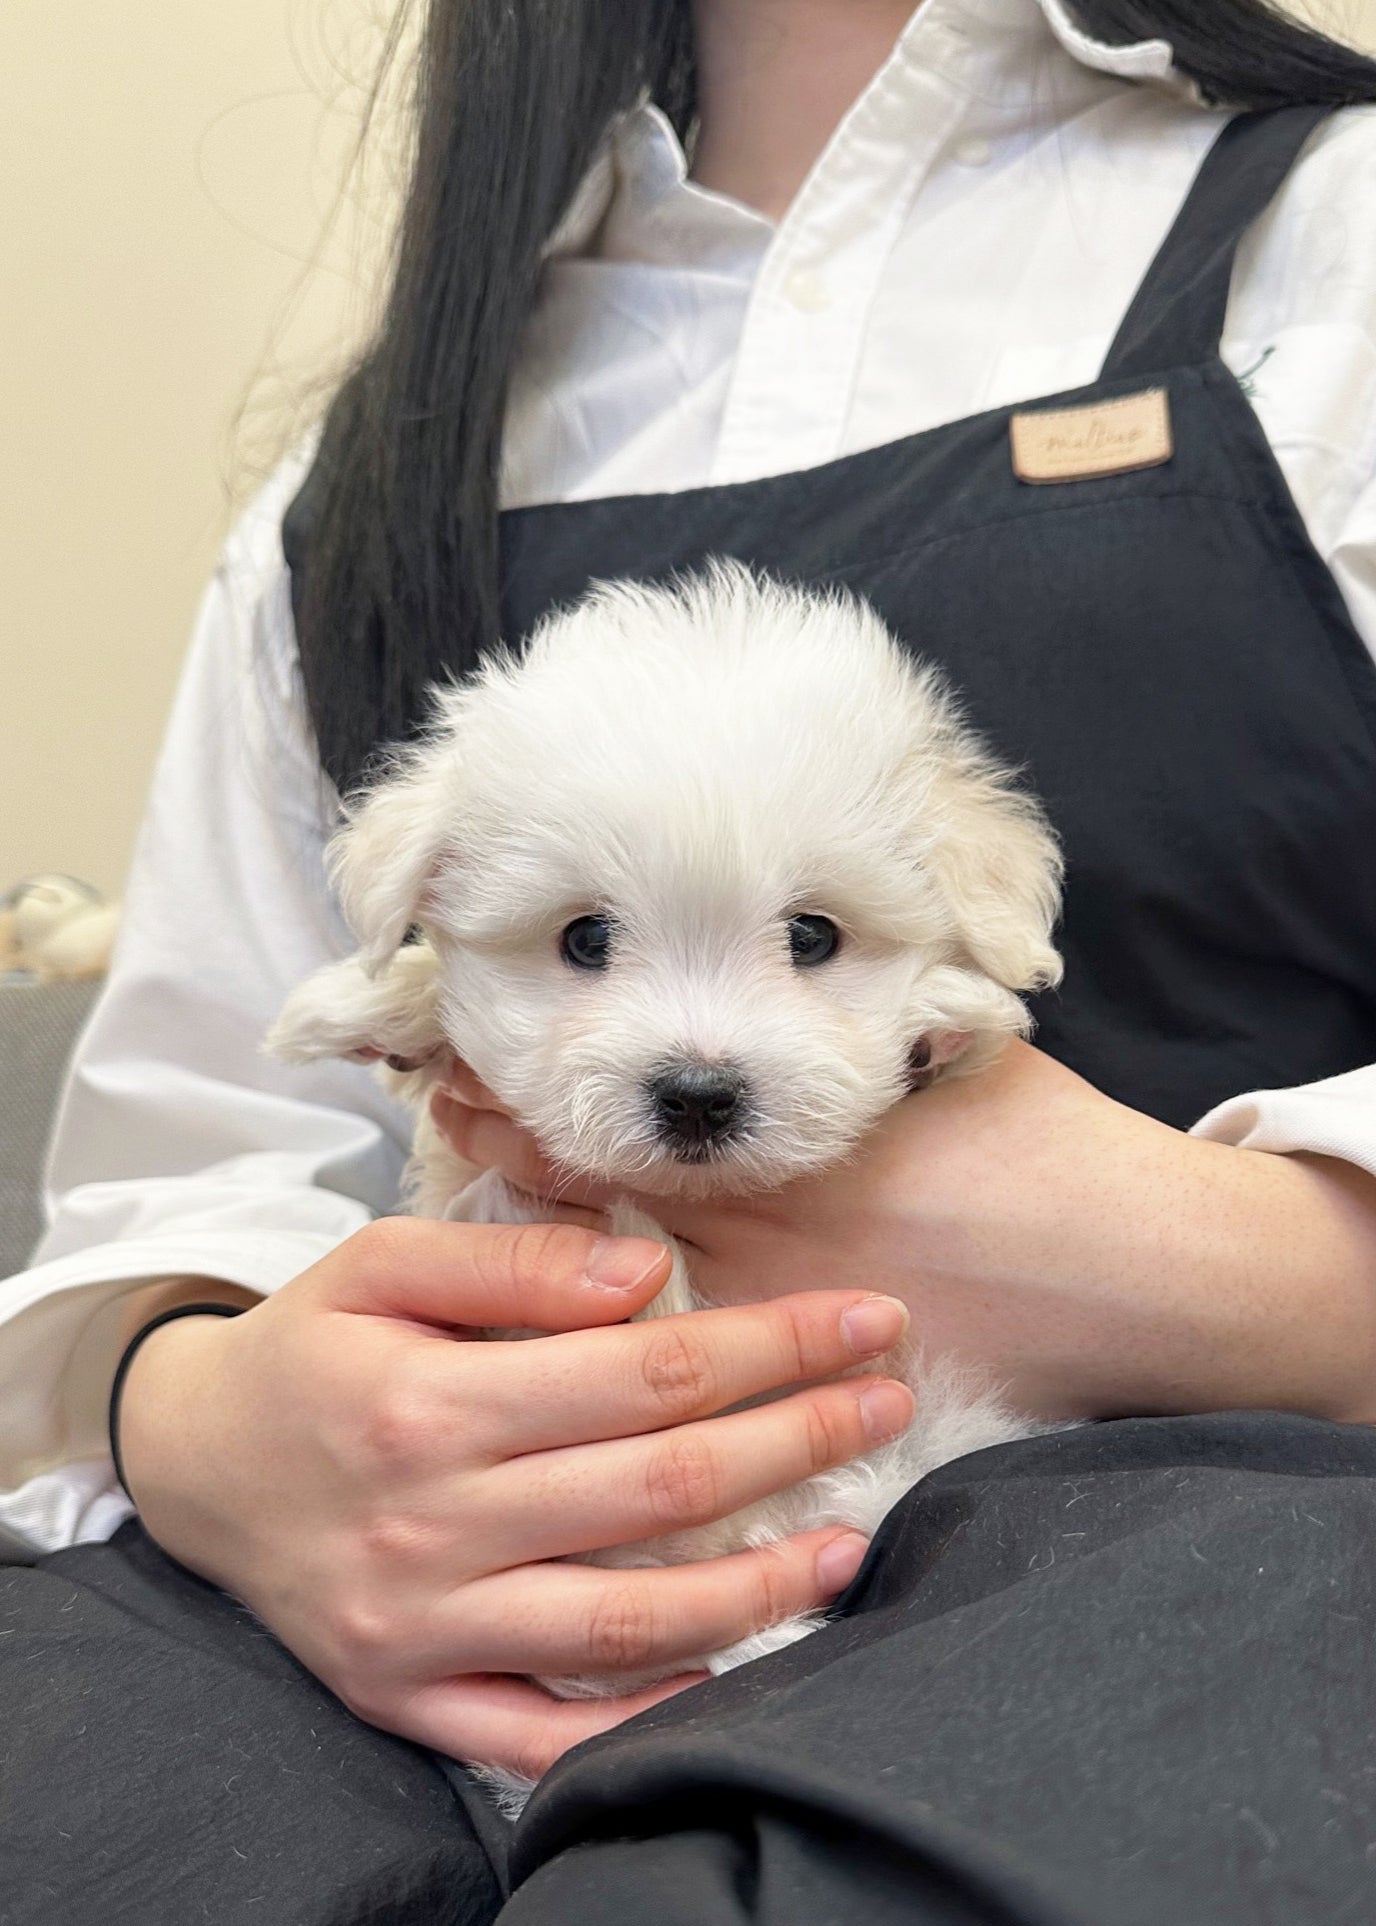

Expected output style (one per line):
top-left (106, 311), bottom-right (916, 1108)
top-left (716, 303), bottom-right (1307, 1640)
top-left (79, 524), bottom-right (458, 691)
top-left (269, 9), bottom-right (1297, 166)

top-left (466, 1762), bottom-right (537, 1822)
top-left (704, 1609), bottom-right (823, 1675)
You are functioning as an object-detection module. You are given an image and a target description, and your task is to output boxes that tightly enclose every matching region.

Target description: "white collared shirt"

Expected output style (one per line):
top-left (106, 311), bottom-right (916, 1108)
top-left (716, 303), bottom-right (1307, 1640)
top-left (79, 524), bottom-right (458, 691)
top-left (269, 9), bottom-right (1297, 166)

top-left (7, 0), bottom-right (1376, 1556)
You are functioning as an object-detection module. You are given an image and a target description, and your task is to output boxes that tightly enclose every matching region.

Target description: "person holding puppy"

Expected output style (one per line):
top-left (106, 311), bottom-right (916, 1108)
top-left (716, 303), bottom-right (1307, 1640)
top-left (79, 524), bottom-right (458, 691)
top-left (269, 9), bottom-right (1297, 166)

top-left (7, 1), bottom-right (1376, 1919)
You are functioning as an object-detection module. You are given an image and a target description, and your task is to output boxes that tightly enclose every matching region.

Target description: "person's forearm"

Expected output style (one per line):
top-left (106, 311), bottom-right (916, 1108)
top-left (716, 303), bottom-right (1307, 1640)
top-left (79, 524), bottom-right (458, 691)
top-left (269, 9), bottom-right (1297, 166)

top-left (1007, 1099), bottom-right (1376, 1425)
top-left (1187, 1144), bottom-right (1376, 1425)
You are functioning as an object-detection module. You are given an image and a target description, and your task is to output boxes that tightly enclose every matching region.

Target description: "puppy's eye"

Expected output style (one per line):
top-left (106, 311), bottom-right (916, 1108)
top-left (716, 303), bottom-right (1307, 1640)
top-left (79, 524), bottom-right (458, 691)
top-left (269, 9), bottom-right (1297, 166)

top-left (561, 914), bottom-right (613, 972)
top-left (787, 914), bottom-right (841, 967)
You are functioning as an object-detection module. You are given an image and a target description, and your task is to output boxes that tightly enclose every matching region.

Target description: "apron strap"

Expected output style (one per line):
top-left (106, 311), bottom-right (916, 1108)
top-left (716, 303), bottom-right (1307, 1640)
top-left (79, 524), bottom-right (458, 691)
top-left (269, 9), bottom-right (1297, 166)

top-left (1101, 104), bottom-right (1334, 382)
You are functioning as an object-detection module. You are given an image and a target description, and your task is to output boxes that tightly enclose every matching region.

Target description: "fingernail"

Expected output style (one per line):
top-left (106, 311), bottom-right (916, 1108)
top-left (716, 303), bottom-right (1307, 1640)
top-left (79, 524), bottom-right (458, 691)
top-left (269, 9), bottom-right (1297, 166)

top-left (584, 1236), bottom-right (667, 1293)
top-left (840, 1295), bottom-right (909, 1357)
top-left (859, 1380), bottom-right (915, 1445)
top-left (816, 1530), bottom-right (870, 1597)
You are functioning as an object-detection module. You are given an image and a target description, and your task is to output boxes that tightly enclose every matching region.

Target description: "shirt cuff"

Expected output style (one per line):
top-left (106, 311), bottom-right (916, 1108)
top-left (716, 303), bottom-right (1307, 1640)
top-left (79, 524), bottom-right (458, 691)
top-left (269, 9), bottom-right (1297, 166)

top-left (1191, 1063), bottom-right (1376, 1175)
top-left (0, 1225), bottom-right (355, 1558)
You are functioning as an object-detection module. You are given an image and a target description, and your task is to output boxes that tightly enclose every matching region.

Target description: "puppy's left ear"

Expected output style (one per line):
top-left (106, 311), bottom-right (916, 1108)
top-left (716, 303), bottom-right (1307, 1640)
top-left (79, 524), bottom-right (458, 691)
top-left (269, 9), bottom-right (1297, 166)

top-left (921, 727), bottom-right (1064, 996)
top-left (328, 700), bottom-right (467, 972)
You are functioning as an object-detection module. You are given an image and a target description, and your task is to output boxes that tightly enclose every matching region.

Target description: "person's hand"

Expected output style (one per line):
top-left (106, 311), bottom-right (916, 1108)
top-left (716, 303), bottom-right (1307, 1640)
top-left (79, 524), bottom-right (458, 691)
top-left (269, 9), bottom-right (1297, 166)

top-left (433, 1041), bottom-right (1376, 1426)
top-left (116, 1218), bottom-right (913, 1782)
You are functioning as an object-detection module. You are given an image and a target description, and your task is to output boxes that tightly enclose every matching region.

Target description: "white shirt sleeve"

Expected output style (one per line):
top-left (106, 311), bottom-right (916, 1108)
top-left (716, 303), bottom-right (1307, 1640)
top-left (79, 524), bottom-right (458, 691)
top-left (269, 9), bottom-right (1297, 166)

top-left (0, 463), bottom-right (413, 1559)
top-left (1192, 1066), bottom-right (1376, 1166)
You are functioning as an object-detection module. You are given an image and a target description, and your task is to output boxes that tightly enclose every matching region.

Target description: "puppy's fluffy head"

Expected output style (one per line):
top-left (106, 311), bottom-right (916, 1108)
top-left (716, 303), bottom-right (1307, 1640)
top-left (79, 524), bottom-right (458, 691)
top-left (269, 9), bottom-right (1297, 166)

top-left (273, 565), bottom-right (1062, 1195)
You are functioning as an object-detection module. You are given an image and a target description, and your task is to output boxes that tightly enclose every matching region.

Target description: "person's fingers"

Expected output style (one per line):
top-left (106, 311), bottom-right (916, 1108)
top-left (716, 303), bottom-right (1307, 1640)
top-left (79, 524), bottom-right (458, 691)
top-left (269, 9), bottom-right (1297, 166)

top-left (509, 1196), bottom-right (608, 1234)
top-left (321, 1215), bottom-right (671, 1332)
top-left (396, 1527), bottom-right (870, 1679)
top-left (430, 1090), bottom-right (612, 1211)
top-left (435, 1058), bottom-right (510, 1112)
top-left (460, 1289), bottom-right (910, 1455)
top-left (383, 1671), bottom-right (706, 1782)
top-left (480, 1373), bottom-right (915, 1562)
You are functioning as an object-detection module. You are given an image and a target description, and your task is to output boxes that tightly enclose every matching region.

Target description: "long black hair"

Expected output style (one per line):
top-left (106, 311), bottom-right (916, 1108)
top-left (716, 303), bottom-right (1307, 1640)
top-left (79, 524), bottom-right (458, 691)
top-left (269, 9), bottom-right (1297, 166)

top-left (291, 1), bottom-right (1376, 798)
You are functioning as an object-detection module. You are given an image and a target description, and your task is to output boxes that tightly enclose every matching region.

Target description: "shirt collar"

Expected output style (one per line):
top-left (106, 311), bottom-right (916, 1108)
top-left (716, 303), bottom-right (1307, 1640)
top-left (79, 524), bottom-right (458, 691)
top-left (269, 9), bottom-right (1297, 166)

top-left (545, 0), bottom-right (1191, 260)
top-left (1036, 0), bottom-right (1179, 85)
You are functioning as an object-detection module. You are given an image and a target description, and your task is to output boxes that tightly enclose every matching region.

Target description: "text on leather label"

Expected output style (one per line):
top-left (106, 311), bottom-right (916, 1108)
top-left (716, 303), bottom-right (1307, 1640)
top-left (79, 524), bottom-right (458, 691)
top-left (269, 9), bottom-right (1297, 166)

top-left (1010, 388), bottom-right (1173, 484)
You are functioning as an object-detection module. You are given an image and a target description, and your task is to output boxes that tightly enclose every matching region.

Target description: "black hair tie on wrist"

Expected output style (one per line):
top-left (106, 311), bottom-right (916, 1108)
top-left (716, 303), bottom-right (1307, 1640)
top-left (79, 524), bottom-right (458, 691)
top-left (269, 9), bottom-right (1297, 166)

top-left (108, 1302), bottom-right (246, 1498)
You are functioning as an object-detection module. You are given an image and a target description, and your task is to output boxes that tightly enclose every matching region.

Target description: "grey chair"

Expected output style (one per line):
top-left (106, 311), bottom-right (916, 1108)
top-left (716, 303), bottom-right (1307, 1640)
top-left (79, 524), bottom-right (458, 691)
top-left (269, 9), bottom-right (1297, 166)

top-left (0, 975), bottom-right (101, 1280)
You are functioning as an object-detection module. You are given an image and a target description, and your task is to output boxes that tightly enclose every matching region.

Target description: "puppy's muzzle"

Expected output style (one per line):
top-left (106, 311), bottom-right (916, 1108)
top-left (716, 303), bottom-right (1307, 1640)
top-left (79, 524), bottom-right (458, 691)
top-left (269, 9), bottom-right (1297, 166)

top-left (647, 1061), bottom-right (750, 1158)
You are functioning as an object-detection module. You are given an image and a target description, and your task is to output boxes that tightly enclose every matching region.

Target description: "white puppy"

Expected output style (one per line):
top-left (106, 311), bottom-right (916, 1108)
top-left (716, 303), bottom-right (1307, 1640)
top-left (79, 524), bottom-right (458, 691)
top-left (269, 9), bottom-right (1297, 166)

top-left (268, 563), bottom-right (1064, 1781)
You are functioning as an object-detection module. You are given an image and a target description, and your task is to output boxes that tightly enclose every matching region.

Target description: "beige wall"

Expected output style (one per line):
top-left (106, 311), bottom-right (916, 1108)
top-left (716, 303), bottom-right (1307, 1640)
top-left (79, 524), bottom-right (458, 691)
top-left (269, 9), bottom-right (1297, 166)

top-left (1301, 0), bottom-right (1376, 33)
top-left (3, 0), bottom-right (1376, 901)
top-left (0, 1), bottom-right (405, 898)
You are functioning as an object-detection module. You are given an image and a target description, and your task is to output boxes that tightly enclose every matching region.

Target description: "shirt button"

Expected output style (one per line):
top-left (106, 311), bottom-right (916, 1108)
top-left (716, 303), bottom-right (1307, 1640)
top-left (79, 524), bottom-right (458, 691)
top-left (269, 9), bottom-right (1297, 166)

top-left (953, 136), bottom-right (993, 168)
top-left (784, 267), bottom-right (831, 313)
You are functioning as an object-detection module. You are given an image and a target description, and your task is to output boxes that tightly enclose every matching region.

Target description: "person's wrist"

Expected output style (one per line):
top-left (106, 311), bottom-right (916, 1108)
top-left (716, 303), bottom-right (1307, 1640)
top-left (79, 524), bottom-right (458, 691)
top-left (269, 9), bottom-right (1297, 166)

top-left (116, 1310), bottom-right (249, 1580)
top-left (110, 1302), bottom-right (245, 1495)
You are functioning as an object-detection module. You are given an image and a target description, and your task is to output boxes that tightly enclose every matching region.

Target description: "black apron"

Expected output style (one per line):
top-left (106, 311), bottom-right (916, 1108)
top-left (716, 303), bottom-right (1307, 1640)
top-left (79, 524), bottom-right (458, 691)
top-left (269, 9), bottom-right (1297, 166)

top-left (485, 104), bottom-right (1376, 1133)
top-left (6, 106), bottom-right (1376, 1926)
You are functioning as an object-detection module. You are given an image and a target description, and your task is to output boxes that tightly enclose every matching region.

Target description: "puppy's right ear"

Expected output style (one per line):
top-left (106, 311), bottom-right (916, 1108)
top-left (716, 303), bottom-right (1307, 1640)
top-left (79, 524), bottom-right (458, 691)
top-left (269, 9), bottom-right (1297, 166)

top-left (328, 708), bottom-right (466, 972)
top-left (265, 940), bottom-right (444, 1073)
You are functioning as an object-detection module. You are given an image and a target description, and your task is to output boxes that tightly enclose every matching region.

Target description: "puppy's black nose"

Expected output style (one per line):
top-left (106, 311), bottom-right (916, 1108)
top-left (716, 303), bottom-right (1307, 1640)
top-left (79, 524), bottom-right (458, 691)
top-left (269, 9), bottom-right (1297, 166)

top-left (648, 1062), bottom-right (748, 1153)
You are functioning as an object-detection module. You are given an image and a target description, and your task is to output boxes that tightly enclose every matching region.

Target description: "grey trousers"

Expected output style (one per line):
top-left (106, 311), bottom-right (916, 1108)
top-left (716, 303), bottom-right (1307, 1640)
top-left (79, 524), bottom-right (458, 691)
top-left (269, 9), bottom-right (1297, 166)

top-left (4, 1415), bottom-right (1375, 1926)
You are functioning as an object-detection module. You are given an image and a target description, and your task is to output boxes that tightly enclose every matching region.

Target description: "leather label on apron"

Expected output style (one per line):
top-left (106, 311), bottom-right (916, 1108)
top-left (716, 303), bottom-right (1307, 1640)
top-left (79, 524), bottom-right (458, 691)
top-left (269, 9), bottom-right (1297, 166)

top-left (1011, 388), bottom-right (1173, 484)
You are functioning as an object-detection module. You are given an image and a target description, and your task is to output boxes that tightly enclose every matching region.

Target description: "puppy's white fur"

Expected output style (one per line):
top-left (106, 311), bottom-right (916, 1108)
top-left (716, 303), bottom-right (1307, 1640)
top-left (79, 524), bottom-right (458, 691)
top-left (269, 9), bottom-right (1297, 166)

top-left (269, 565), bottom-right (1064, 1805)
